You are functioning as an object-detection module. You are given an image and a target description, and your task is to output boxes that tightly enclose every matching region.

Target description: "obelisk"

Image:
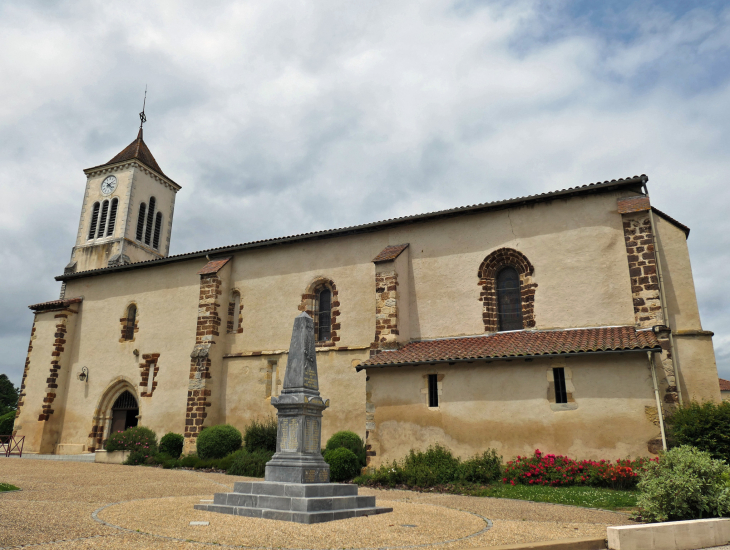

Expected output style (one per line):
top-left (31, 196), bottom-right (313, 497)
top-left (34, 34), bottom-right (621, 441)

top-left (265, 312), bottom-right (331, 483)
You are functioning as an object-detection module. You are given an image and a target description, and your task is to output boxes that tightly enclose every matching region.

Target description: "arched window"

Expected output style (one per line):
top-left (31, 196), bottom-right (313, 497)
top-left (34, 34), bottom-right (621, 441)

top-left (97, 200), bottom-right (109, 238)
top-left (152, 212), bottom-right (162, 249)
top-left (136, 203), bottom-right (146, 241)
top-left (123, 304), bottom-right (137, 341)
top-left (144, 197), bottom-right (156, 245)
top-left (88, 202), bottom-right (100, 240)
top-left (316, 288), bottom-right (332, 342)
top-left (496, 267), bottom-right (523, 331)
top-left (106, 198), bottom-right (118, 236)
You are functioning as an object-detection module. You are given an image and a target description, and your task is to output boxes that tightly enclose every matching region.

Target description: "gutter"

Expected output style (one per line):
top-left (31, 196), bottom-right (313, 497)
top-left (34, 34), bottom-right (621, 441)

top-left (356, 346), bottom-right (662, 371)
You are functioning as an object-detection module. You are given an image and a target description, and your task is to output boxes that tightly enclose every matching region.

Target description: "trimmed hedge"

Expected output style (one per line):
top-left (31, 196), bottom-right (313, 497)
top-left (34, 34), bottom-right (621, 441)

top-left (244, 417), bottom-right (277, 453)
top-left (159, 432), bottom-right (184, 459)
top-left (105, 426), bottom-right (157, 454)
top-left (196, 424), bottom-right (242, 459)
top-left (324, 431), bottom-right (366, 467)
top-left (324, 447), bottom-right (361, 481)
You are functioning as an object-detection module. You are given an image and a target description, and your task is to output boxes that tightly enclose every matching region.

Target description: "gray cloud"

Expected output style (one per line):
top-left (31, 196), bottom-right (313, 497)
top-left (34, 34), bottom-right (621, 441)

top-left (1, 0), bottom-right (730, 387)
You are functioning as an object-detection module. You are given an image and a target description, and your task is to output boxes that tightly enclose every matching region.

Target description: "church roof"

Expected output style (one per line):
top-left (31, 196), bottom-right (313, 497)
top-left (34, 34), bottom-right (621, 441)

top-left (356, 326), bottom-right (661, 370)
top-left (57, 174), bottom-right (689, 282)
top-left (720, 378), bottom-right (730, 392)
top-left (84, 128), bottom-right (178, 186)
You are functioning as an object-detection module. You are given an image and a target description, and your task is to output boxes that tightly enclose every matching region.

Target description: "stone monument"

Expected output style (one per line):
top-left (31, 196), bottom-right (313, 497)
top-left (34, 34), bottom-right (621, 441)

top-left (194, 312), bottom-right (392, 523)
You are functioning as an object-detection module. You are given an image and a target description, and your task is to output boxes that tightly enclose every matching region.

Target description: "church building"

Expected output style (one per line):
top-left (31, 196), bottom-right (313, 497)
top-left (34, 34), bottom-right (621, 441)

top-left (14, 127), bottom-right (722, 465)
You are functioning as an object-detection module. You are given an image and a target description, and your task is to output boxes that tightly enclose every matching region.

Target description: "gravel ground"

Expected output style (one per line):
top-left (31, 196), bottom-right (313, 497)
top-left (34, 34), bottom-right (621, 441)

top-left (0, 459), bottom-right (634, 549)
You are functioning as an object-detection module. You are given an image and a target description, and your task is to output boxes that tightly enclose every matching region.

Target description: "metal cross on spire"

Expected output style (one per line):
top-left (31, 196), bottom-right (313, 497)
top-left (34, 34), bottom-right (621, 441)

top-left (139, 85), bottom-right (147, 129)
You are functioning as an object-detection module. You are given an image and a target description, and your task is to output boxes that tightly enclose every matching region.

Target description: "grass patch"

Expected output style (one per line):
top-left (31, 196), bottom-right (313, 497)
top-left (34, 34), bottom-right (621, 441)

top-left (457, 483), bottom-right (637, 510)
top-left (0, 483), bottom-right (19, 492)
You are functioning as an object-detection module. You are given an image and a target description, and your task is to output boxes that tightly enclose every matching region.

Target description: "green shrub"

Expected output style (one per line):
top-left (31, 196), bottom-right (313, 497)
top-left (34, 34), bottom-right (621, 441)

top-left (636, 445), bottom-right (730, 522)
top-left (217, 450), bottom-right (244, 471)
top-left (244, 417), bottom-right (277, 453)
top-left (0, 410), bottom-right (15, 435)
top-left (457, 449), bottom-right (503, 484)
top-left (667, 401), bottom-right (730, 461)
top-left (401, 445), bottom-right (460, 486)
top-left (325, 431), bottom-right (366, 467)
top-left (162, 459), bottom-right (182, 469)
top-left (324, 448), bottom-right (361, 482)
top-left (227, 448), bottom-right (275, 477)
top-left (124, 450), bottom-right (151, 465)
top-left (181, 454), bottom-right (199, 468)
top-left (106, 426), bottom-right (157, 454)
top-left (196, 424), bottom-right (242, 459)
top-left (148, 452), bottom-right (173, 465)
top-left (159, 433), bottom-right (184, 459)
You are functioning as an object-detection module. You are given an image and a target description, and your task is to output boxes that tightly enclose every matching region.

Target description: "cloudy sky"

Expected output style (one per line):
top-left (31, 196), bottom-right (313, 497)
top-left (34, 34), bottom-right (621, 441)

top-left (1, 0), bottom-right (729, 388)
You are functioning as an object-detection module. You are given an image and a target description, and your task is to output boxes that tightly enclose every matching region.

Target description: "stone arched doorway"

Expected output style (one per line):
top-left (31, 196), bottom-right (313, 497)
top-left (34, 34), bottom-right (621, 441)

top-left (110, 390), bottom-right (139, 434)
top-left (87, 379), bottom-right (140, 452)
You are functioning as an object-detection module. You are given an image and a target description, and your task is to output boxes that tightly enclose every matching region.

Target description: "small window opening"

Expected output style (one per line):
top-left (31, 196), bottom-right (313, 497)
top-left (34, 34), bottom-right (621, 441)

top-left (496, 266), bottom-right (523, 331)
top-left (106, 198), bottom-right (118, 236)
top-left (124, 304), bottom-right (137, 341)
top-left (152, 212), bottom-right (162, 249)
top-left (428, 374), bottom-right (439, 407)
top-left (88, 202), bottom-right (100, 240)
top-left (553, 367), bottom-right (568, 404)
top-left (144, 197), bottom-right (156, 245)
top-left (97, 200), bottom-right (109, 239)
top-left (136, 203), bottom-right (146, 241)
top-left (232, 292), bottom-right (241, 332)
top-left (317, 288), bottom-right (332, 341)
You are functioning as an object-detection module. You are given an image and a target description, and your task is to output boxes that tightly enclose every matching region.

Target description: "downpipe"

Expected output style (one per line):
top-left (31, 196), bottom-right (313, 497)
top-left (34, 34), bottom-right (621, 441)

top-left (649, 351), bottom-right (668, 452)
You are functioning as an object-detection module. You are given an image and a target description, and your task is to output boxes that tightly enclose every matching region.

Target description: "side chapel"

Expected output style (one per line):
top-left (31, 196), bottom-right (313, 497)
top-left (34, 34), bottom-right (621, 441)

top-left (14, 127), bottom-right (722, 464)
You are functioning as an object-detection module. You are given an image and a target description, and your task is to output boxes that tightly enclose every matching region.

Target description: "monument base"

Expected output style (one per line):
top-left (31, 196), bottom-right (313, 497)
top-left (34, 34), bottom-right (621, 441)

top-left (194, 481), bottom-right (393, 524)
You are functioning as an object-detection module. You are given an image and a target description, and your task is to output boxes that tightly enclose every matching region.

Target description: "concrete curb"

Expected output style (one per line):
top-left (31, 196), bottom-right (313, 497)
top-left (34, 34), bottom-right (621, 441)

top-left (476, 537), bottom-right (606, 550)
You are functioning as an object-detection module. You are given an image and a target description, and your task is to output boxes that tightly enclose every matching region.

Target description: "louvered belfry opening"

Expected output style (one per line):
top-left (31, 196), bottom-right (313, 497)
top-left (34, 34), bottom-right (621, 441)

top-left (109, 390), bottom-right (139, 436)
top-left (136, 203), bottom-right (147, 241)
top-left (144, 197), bottom-right (156, 245)
top-left (88, 202), bottom-right (100, 240)
top-left (106, 198), bottom-right (118, 236)
top-left (153, 211), bottom-right (162, 249)
top-left (317, 288), bottom-right (332, 341)
top-left (97, 200), bottom-right (109, 238)
top-left (496, 266), bottom-right (523, 331)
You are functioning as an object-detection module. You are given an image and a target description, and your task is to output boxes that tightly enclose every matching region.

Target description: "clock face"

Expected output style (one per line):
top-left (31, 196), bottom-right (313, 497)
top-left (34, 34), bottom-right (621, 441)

top-left (101, 175), bottom-right (118, 196)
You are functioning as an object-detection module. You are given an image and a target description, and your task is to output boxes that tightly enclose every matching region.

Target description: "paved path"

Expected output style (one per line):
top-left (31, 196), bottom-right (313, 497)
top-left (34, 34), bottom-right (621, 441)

top-left (0, 458), bottom-right (633, 549)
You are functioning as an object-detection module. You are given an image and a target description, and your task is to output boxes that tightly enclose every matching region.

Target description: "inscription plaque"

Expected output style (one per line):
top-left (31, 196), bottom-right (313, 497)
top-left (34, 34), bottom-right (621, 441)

top-left (279, 417), bottom-right (300, 452)
top-left (303, 417), bottom-right (320, 453)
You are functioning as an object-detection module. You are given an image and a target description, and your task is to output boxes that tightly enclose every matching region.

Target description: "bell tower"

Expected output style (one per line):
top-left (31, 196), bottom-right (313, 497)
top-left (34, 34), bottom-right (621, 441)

top-left (66, 106), bottom-right (181, 275)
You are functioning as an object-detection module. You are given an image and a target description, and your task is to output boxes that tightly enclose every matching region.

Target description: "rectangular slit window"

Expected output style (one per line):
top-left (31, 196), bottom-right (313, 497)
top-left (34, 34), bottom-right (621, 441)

top-left (428, 374), bottom-right (439, 407)
top-left (553, 367), bottom-right (568, 404)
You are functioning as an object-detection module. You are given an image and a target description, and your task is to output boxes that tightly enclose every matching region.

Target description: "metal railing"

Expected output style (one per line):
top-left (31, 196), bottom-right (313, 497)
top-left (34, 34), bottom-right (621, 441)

top-left (0, 435), bottom-right (24, 457)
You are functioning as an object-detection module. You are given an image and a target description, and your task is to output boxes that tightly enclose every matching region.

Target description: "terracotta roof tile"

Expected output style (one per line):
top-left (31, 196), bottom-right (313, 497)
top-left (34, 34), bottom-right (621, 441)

top-left (617, 196), bottom-right (651, 214)
top-left (720, 378), bottom-right (730, 391)
top-left (197, 257), bottom-right (231, 275)
top-left (107, 128), bottom-right (164, 174)
top-left (359, 326), bottom-right (660, 369)
top-left (373, 244), bottom-right (409, 263)
top-left (29, 297), bottom-right (83, 312)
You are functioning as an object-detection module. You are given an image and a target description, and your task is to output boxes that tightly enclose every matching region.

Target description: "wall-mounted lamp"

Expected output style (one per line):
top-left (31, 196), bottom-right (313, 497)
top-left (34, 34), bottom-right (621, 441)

top-left (133, 349), bottom-right (139, 357)
top-left (78, 366), bottom-right (89, 383)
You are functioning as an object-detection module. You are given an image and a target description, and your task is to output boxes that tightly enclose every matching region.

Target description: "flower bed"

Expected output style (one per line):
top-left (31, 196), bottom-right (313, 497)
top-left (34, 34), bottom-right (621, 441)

top-left (502, 449), bottom-right (657, 489)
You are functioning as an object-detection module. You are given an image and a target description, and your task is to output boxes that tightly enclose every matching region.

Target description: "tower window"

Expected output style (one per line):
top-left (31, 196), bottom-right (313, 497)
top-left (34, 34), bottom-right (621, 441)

top-left (316, 288), bottom-right (332, 341)
top-left (153, 212), bottom-right (162, 250)
top-left (136, 203), bottom-right (146, 241)
top-left (553, 367), bottom-right (568, 404)
top-left (496, 266), bottom-right (523, 331)
top-left (106, 198), bottom-right (118, 236)
top-left (428, 374), bottom-right (439, 407)
top-left (123, 304), bottom-right (137, 341)
top-left (144, 197), bottom-right (156, 245)
top-left (97, 200), bottom-right (109, 239)
top-left (88, 202), bottom-right (100, 240)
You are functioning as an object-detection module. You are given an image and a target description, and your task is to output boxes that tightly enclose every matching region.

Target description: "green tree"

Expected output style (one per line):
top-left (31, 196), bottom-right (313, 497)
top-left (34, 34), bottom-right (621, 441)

top-left (0, 374), bottom-right (20, 416)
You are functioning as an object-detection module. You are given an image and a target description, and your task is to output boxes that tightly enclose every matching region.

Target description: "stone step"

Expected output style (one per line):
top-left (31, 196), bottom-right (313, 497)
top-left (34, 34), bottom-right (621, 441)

top-left (232, 481), bottom-right (358, 498)
top-left (213, 492), bottom-right (376, 512)
top-left (194, 503), bottom-right (393, 524)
